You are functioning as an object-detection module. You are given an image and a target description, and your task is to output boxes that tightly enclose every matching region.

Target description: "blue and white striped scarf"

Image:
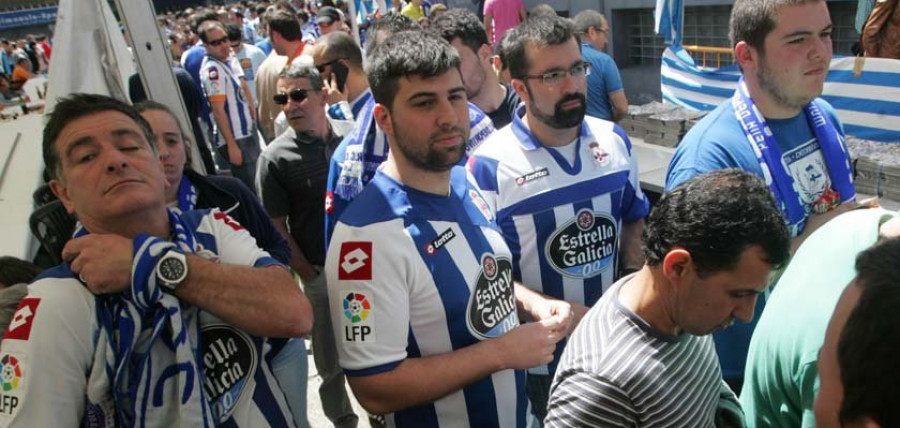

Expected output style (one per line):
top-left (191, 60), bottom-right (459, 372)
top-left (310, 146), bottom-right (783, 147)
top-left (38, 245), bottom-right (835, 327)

top-left (81, 209), bottom-right (214, 426)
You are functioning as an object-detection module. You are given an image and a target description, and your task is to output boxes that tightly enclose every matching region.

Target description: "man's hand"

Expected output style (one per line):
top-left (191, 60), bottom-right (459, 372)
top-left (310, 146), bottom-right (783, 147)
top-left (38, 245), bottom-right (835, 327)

top-left (62, 234), bottom-right (133, 294)
top-left (227, 142), bottom-right (243, 166)
top-left (495, 317), bottom-right (564, 370)
top-left (530, 297), bottom-right (576, 336)
top-left (323, 72), bottom-right (349, 106)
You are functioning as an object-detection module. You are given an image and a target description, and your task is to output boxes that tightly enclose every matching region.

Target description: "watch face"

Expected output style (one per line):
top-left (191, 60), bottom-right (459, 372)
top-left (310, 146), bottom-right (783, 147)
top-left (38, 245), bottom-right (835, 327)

top-left (160, 257), bottom-right (186, 282)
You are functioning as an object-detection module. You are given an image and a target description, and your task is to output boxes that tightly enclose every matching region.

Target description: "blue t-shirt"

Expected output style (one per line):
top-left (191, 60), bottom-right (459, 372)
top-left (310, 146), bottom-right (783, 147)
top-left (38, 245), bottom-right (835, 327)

top-left (664, 97), bottom-right (846, 381)
top-left (255, 38), bottom-right (273, 56)
top-left (582, 43), bottom-right (623, 121)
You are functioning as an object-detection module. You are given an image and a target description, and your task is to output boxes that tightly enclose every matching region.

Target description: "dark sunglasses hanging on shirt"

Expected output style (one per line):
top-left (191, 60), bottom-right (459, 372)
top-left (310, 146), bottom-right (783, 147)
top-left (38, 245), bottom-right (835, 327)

top-left (273, 89), bottom-right (309, 105)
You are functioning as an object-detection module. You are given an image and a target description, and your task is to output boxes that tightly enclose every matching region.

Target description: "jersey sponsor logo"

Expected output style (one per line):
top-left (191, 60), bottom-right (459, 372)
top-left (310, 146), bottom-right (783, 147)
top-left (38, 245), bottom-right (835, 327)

top-left (588, 142), bottom-right (610, 166)
top-left (3, 298), bottom-right (40, 341)
top-left (208, 68), bottom-right (219, 80)
top-left (338, 242), bottom-right (372, 280)
top-left (201, 325), bottom-right (257, 421)
top-left (544, 209), bottom-right (618, 278)
top-left (467, 254), bottom-right (518, 339)
top-left (325, 192), bottom-right (334, 214)
top-left (515, 168), bottom-right (550, 186)
top-left (342, 292), bottom-right (375, 342)
top-left (213, 211), bottom-right (244, 231)
top-left (0, 353), bottom-right (24, 418)
top-left (424, 228), bottom-right (456, 255)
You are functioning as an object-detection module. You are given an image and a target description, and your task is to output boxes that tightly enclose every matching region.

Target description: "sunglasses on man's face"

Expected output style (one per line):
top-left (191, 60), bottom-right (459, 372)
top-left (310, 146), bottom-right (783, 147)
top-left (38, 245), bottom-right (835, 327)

top-left (207, 36), bottom-right (229, 47)
top-left (273, 89), bottom-right (309, 105)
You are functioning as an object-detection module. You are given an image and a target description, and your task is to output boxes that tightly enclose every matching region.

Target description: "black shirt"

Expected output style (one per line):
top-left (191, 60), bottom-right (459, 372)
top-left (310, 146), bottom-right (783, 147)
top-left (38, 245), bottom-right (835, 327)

top-left (486, 82), bottom-right (522, 129)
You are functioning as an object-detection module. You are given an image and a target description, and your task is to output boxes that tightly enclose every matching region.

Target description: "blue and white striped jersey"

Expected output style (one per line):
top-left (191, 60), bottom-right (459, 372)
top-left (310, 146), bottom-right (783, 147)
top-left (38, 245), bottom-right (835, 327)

top-left (467, 108), bottom-right (650, 374)
top-left (200, 55), bottom-right (255, 141)
top-left (0, 209), bottom-right (298, 427)
top-left (326, 167), bottom-right (528, 428)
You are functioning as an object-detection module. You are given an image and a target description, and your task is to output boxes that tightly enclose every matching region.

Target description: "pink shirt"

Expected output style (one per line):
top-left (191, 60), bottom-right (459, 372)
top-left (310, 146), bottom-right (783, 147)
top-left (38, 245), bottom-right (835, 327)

top-left (483, 0), bottom-right (523, 45)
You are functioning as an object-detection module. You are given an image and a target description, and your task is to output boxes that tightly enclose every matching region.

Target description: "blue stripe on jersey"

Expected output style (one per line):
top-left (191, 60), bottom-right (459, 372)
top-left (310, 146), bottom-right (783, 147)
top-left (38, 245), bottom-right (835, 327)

top-left (394, 325), bottom-right (441, 428)
top-left (619, 180), bottom-right (647, 223)
top-left (407, 219), bottom-right (501, 428)
top-left (497, 171), bottom-right (629, 220)
top-left (344, 360), bottom-right (402, 376)
top-left (534, 209), bottom-right (563, 301)
top-left (249, 353), bottom-right (292, 427)
top-left (515, 369), bottom-right (528, 427)
top-left (500, 221), bottom-right (523, 281)
top-left (612, 124), bottom-right (633, 155)
top-left (572, 199), bottom-right (605, 307)
top-left (221, 418), bottom-right (238, 428)
top-left (467, 156), bottom-right (500, 192)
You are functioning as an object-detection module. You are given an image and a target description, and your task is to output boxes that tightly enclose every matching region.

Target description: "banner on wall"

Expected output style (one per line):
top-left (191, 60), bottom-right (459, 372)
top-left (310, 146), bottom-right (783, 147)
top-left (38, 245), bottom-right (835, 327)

top-left (0, 7), bottom-right (58, 31)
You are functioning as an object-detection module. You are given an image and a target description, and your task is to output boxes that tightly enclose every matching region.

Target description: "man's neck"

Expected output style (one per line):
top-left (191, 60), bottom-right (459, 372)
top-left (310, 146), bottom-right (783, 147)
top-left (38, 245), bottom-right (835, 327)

top-left (524, 113), bottom-right (580, 148)
top-left (381, 153), bottom-right (452, 196)
top-left (744, 76), bottom-right (805, 120)
top-left (469, 71), bottom-right (504, 115)
top-left (80, 206), bottom-right (171, 240)
top-left (617, 267), bottom-right (679, 335)
top-left (346, 73), bottom-right (369, 105)
top-left (283, 41), bottom-right (304, 61)
top-left (296, 120), bottom-right (331, 141)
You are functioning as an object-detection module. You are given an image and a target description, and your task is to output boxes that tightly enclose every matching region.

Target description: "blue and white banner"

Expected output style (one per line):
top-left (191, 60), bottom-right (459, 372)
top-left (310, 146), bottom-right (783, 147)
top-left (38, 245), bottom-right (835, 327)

top-left (0, 7), bottom-right (57, 31)
top-left (660, 46), bottom-right (900, 142)
top-left (655, 0), bottom-right (683, 47)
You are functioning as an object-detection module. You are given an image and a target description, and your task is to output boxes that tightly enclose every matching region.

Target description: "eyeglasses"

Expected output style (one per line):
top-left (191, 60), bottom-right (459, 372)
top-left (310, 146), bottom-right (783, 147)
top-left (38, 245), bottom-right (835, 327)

top-left (595, 27), bottom-right (609, 34)
top-left (521, 62), bottom-right (591, 86)
top-left (315, 58), bottom-right (342, 74)
top-left (207, 36), bottom-right (229, 47)
top-left (273, 89), bottom-right (309, 105)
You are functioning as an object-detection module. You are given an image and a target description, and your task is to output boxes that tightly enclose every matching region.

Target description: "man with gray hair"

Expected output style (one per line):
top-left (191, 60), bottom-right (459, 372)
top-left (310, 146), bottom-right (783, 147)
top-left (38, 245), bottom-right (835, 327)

top-left (572, 10), bottom-right (627, 122)
top-left (256, 62), bottom-right (358, 428)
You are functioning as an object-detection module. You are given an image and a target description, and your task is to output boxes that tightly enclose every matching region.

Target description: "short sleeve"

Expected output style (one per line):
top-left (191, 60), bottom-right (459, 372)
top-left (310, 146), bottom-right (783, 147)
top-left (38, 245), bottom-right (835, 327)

top-left (613, 126), bottom-right (650, 222)
top-left (603, 56), bottom-right (624, 93)
top-left (0, 279), bottom-right (95, 426)
top-left (203, 209), bottom-right (280, 268)
top-left (230, 57), bottom-right (246, 79)
top-left (545, 370), bottom-right (637, 427)
top-left (326, 221), bottom-right (412, 375)
top-left (201, 63), bottom-right (227, 102)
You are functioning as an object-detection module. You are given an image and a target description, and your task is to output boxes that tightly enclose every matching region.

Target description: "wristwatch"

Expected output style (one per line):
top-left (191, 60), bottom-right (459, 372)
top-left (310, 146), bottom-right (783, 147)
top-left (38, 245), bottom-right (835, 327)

top-left (156, 249), bottom-right (188, 292)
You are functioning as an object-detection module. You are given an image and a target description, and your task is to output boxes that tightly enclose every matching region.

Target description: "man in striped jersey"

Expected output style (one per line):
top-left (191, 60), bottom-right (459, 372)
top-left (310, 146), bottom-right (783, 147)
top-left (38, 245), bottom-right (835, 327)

top-left (546, 169), bottom-right (791, 427)
top-left (0, 94), bottom-right (312, 426)
top-left (466, 15), bottom-right (649, 421)
top-left (326, 32), bottom-right (572, 428)
top-left (199, 20), bottom-right (260, 193)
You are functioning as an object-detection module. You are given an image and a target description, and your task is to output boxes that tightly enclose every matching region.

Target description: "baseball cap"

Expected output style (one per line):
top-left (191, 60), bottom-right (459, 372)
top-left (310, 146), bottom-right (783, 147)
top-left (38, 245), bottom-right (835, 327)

top-left (317, 7), bottom-right (341, 25)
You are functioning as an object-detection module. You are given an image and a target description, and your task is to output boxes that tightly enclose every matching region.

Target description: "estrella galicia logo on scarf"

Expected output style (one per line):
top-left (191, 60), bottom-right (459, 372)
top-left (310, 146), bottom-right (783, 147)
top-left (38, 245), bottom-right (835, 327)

top-left (201, 325), bottom-right (257, 421)
top-left (467, 254), bottom-right (518, 340)
top-left (544, 209), bottom-right (618, 278)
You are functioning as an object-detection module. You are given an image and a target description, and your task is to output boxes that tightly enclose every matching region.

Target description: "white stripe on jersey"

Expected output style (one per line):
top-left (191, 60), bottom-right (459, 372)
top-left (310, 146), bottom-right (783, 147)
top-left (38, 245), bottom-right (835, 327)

top-left (200, 56), bottom-right (254, 139)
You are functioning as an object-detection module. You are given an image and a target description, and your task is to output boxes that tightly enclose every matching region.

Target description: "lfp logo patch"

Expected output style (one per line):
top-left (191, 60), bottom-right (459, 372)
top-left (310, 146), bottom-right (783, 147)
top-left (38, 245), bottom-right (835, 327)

top-left (0, 355), bottom-right (21, 392)
top-left (343, 293), bottom-right (371, 323)
top-left (342, 292), bottom-right (375, 343)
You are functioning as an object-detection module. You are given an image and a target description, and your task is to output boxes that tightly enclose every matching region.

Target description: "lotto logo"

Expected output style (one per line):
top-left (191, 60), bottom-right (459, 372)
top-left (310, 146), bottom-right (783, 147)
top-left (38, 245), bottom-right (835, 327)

top-left (3, 298), bottom-right (39, 341)
top-left (339, 242), bottom-right (372, 280)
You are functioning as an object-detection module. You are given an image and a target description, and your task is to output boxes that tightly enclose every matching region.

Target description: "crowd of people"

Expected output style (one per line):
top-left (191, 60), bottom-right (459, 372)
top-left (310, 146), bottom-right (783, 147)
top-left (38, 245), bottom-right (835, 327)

top-left (0, 35), bottom-right (49, 106)
top-left (0, 0), bottom-right (898, 427)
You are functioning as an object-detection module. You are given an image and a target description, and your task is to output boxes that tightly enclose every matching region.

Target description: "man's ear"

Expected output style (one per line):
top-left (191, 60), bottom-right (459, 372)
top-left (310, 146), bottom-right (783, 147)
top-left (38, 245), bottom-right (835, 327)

top-left (510, 78), bottom-right (529, 104)
top-left (49, 178), bottom-right (76, 215)
top-left (734, 41), bottom-right (758, 74)
top-left (662, 248), bottom-right (693, 287)
top-left (372, 103), bottom-right (393, 139)
top-left (478, 43), bottom-right (493, 66)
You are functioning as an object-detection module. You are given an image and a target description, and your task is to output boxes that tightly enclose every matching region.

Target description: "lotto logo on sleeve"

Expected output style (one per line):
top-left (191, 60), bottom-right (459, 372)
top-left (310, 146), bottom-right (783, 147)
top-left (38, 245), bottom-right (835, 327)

top-left (2, 298), bottom-right (40, 341)
top-left (338, 242), bottom-right (372, 280)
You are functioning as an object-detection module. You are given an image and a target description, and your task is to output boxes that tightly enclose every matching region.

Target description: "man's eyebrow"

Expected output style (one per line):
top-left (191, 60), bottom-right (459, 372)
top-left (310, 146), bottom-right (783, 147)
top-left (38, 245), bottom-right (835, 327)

top-left (111, 128), bottom-right (145, 140)
top-left (64, 137), bottom-right (96, 159)
top-left (781, 24), bottom-right (833, 40)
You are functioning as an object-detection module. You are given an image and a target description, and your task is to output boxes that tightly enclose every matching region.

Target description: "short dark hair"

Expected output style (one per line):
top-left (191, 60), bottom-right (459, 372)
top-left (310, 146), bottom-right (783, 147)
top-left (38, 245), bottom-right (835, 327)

top-left (198, 20), bottom-right (226, 43)
top-left (363, 13), bottom-right (421, 60)
top-left (504, 15), bottom-right (576, 79)
top-left (226, 23), bottom-right (243, 42)
top-left (0, 256), bottom-right (41, 288)
top-left (134, 99), bottom-right (194, 168)
top-left (366, 31), bottom-right (460, 110)
top-left (729, 0), bottom-right (824, 52)
top-left (316, 32), bottom-right (364, 69)
top-left (429, 9), bottom-right (488, 56)
top-left (642, 169), bottom-right (790, 277)
top-left (267, 10), bottom-right (302, 41)
top-left (190, 10), bottom-right (220, 34)
top-left (838, 237), bottom-right (900, 427)
top-left (43, 94), bottom-right (157, 181)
